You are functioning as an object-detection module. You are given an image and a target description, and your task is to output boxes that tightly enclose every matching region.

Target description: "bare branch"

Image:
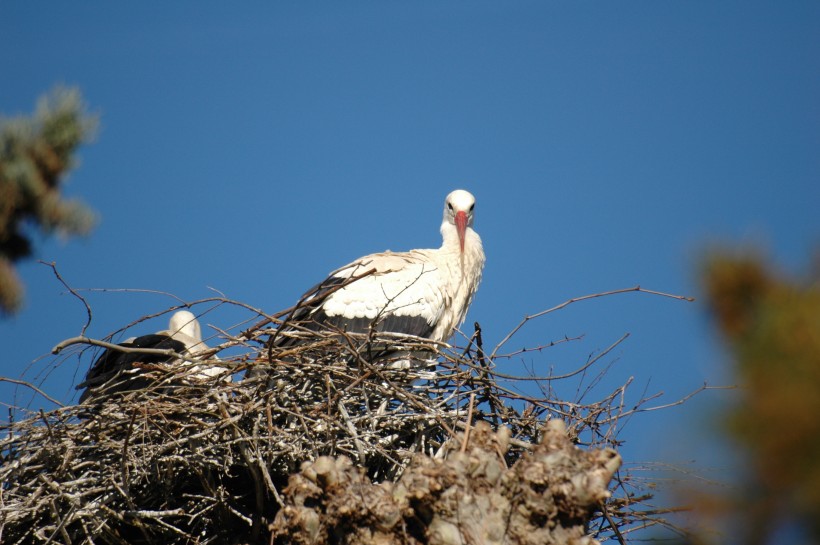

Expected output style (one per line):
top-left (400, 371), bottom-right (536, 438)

top-left (40, 261), bottom-right (93, 336)
top-left (0, 377), bottom-right (64, 407)
top-left (491, 286), bottom-right (694, 359)
top-left (51, 336), bottom-right (194, 363)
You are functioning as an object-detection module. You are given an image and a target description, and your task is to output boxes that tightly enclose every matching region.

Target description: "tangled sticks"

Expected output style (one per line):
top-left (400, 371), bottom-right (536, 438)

top-left (1, 319), bottom-right (662, 544)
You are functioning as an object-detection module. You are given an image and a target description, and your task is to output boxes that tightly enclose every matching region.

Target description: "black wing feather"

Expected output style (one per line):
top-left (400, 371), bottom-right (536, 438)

top-left (309, 311), bottom-right (435, 339)
top-left (77, 334), bottom-right (186, 402)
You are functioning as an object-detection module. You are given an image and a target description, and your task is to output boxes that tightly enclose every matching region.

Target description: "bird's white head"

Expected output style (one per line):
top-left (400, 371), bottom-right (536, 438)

top-left (169, 310), bottom-right (202, 342)
top-left (442, 189), bottom-right (477, 254)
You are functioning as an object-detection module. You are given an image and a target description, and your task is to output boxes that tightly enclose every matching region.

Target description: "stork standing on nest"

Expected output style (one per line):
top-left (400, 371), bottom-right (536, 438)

top-left (78, 310), bottom-right (226, 402)
top-left (273, 189), bottom-right (485, 355)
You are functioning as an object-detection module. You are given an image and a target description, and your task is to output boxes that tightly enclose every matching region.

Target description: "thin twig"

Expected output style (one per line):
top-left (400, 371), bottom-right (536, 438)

top-left (460, 393), bottom-right (476, 453)
top-left (0, 377), bottom-right (64, 407)
top-left (40, 261), bottom-right (93, 336)
top-left (491, 286), bottom-right (694, 359)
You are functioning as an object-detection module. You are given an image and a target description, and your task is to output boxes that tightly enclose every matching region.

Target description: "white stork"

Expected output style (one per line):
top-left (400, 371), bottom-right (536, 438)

top-left (273, 189), bottom-right (485, 354)
top-left (78, 310), bottom-right (227, 402)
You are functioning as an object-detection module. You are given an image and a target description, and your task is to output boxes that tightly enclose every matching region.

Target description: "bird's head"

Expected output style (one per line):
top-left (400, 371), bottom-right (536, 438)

top-left (443, 189), bottom-right (476, 253)
top-left (169, 310), bottom-right (202, 342)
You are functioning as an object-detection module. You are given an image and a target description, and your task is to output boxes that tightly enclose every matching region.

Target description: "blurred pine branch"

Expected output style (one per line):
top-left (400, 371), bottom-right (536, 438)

top-left (0, 87), bottom-right (98, 315)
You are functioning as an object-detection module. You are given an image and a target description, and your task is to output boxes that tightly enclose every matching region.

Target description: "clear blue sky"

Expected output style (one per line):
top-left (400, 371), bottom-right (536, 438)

top-left (2, 0), bottom-right (818, 531)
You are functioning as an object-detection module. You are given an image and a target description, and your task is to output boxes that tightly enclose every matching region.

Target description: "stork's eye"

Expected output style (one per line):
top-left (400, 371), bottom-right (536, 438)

top-left (469, 203), bottom-right (475, 212)
top-left (447, 203), bottom-right (453, 211)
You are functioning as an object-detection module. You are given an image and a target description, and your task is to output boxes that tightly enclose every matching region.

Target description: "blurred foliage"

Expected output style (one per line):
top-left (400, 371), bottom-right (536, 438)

top-left (699, 248), bottom-right (820, 545)
top-left (0, 87), bottom-right (98, 316)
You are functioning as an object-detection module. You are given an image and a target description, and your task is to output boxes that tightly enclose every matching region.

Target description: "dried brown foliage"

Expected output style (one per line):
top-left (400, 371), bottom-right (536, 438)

top-left (699, 250), bottom-right (820, 544)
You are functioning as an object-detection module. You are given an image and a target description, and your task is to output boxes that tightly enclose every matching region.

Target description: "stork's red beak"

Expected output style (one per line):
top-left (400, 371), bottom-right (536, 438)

top-left (455, 211), bottom-right (468, 253)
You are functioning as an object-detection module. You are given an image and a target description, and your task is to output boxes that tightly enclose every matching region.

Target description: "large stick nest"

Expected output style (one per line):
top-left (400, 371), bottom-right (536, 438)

top-left (1, 298), bottom-right (688, 544)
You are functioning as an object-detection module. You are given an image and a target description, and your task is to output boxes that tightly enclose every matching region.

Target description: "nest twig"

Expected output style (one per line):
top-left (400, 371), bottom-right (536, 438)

top-left (1, 291), bottom-right (700, 544)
